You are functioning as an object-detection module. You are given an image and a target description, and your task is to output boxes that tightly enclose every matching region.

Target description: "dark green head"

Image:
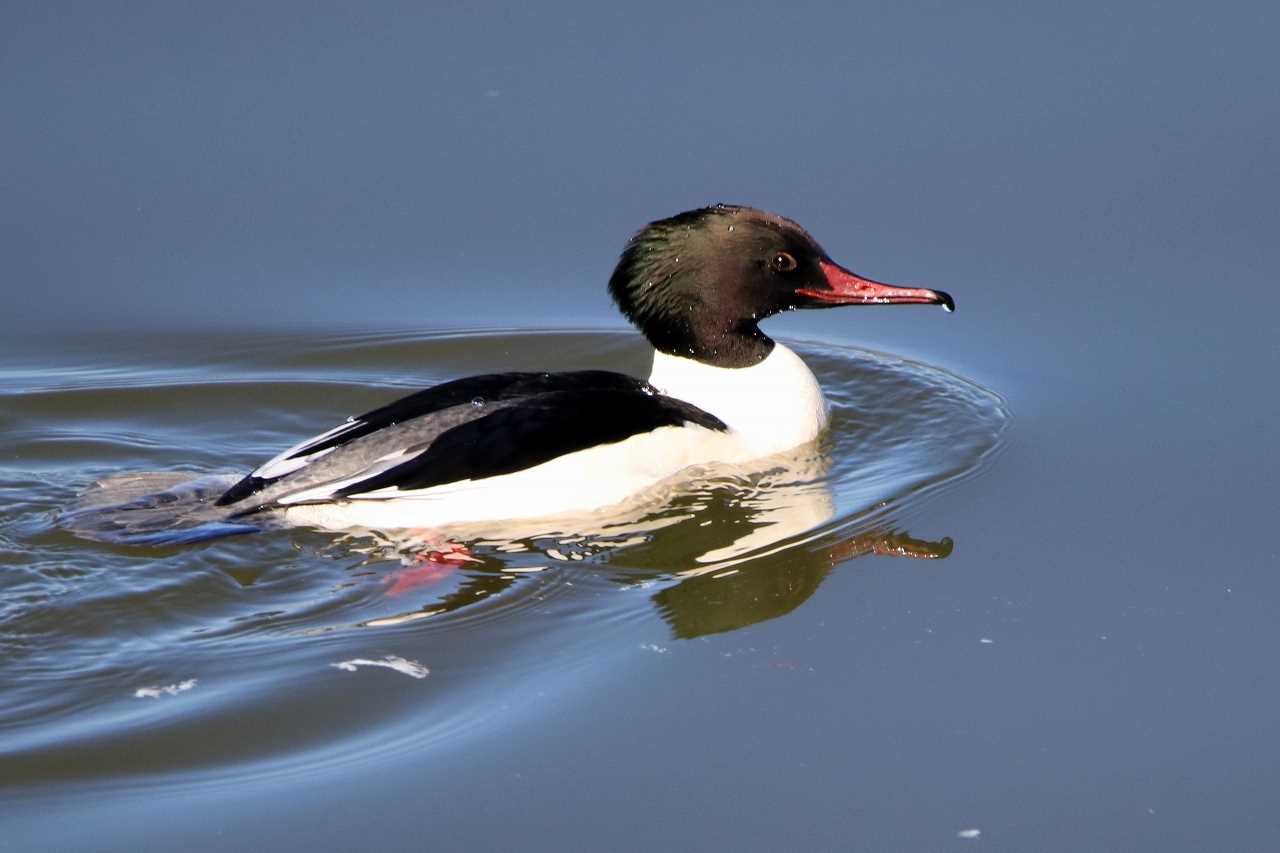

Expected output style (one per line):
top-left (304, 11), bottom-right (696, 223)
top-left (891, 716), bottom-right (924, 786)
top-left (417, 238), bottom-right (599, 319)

top-left (608, 205), bottom-right (952, 368)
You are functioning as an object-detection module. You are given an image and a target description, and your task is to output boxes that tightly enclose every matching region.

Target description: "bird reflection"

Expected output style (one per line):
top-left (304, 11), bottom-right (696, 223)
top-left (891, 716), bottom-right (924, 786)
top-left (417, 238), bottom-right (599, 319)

top-left (650, 528), bottom-right (950, 639)
top-left (338, 441), bottom-right (954, 639)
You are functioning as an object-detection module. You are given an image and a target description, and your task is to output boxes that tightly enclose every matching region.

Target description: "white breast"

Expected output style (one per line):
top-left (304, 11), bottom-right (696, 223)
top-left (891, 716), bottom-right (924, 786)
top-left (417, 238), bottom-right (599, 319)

top-left (646, 342), bottom-right (829, 457)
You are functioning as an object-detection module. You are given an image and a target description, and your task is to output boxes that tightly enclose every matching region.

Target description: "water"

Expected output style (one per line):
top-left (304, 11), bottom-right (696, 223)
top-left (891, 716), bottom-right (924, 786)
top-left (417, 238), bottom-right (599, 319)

top-left (0, 328), bottom-right (1006, 785)
top-left (5, 2), bottom-right (1280, 850)
top-left (4, 323), bottom-right (1279, 851)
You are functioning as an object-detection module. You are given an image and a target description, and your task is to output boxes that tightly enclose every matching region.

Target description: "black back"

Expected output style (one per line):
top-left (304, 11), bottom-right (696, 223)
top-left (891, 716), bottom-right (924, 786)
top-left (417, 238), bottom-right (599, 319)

top-left (334, 387), bottom-right (724, 497)
top-left (217, 370), bottom-right (726, 508)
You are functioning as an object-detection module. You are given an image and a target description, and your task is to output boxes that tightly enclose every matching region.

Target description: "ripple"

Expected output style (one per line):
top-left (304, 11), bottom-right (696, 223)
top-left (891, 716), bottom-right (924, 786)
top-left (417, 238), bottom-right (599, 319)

top-left (0, 327), bottom-right (1007, 788)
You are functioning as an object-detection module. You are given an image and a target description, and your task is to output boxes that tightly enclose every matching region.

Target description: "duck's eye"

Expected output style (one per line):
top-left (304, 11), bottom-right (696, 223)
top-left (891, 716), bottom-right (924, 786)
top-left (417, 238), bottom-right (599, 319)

top-left (772, 252), bottom-right (797, 273)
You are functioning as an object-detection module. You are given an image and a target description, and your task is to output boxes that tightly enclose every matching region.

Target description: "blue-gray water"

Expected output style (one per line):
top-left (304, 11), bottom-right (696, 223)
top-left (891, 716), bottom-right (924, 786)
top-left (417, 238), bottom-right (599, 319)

top-left (3, 2), bottom-right (1279, 851)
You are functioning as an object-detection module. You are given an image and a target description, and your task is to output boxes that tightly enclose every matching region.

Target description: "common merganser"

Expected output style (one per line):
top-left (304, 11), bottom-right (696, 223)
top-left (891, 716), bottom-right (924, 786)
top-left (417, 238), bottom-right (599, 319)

top-left (210, 204), bottom-right (952, 531)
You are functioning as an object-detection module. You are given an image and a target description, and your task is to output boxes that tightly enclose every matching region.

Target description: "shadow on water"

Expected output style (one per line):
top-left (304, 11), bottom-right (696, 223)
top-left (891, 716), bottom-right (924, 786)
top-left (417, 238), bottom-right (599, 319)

top-left (0, 329), bottom-right (1007, 790)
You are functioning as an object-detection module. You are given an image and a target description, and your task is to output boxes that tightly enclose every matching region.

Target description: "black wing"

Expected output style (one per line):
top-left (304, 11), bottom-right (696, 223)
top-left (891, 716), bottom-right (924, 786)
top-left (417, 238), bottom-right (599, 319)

top-left (217, 371), bottom-right (724, 508)
top-left (332, 387), bottom-right (725, 498)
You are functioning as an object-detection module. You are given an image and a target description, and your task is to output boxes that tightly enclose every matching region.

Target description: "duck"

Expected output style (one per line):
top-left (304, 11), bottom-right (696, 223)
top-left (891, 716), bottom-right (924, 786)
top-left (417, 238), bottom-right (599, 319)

top-left (209, 204), bottom-right (953, 531)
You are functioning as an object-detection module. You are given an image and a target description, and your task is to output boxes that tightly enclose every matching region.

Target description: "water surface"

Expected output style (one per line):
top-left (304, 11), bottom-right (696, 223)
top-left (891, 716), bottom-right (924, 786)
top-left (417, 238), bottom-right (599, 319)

top-left (5, 2), bottom-right (1280, 849)
top-left (1, 329), bottom-right (1005, 795)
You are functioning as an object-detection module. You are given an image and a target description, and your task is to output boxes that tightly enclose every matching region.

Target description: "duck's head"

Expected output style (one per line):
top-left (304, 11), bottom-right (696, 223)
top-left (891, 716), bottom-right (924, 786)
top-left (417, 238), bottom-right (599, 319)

top-left (609, 204), bottom-right (953, 368)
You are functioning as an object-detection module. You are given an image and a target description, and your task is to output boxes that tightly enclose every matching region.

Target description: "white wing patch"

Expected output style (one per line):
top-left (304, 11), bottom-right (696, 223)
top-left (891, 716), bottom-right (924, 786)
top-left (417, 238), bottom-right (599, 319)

top-left (273, 446), bottom-right (426, 506)
top-left (251, 419), bottom-right (360, 479)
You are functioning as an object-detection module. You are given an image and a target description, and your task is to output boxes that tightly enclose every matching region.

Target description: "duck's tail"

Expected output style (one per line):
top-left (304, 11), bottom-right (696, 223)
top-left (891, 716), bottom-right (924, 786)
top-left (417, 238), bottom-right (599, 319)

top-left (60, 472), bottom-right (263, 546)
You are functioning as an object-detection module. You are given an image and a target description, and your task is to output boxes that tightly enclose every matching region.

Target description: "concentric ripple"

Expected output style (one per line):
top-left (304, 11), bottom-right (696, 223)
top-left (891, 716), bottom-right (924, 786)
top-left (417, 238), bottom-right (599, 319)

top-left (0, 328), bottom-right (1008, 788)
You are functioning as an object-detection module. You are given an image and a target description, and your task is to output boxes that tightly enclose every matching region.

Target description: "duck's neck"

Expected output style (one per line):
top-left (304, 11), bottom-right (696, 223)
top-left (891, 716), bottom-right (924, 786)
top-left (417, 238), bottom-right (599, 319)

top-left (646, 342), bottom-right (830, 457)
top-left (639, 314), bottom-right (775, 369)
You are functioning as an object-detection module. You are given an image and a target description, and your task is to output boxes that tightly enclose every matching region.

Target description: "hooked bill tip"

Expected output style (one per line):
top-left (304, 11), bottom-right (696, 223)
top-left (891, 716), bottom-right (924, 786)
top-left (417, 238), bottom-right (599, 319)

top-left (937, 291), bottom-right (956, 313)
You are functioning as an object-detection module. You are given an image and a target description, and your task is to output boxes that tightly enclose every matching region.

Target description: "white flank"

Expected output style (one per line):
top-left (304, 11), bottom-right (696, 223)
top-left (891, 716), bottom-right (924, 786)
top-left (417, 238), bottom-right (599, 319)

top-left (265, 342), bottom-right (833, 533)
top-left (284, 421), bottom-right (738, 529)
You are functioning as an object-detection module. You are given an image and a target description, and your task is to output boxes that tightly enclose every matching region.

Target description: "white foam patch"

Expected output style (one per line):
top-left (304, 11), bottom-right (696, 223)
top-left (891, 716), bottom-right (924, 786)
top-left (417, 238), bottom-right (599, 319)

top-left (364, 610), bottom-right (444, 628)
top-left (331, 655), bottom-right (429, 679)
top-left (957, 828), bottom-right (982, 839)
top-left (134, 678), bottom-right (198, 698)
